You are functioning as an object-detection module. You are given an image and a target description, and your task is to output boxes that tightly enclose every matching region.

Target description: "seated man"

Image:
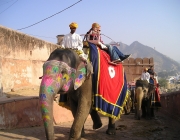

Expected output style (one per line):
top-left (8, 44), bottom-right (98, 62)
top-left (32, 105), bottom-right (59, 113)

top-left (141, 68), bottom-right (150, 83)
top-left (61, 22), bottom-right (88, 61)
top-left (86, 22), bottom-right (131, 64)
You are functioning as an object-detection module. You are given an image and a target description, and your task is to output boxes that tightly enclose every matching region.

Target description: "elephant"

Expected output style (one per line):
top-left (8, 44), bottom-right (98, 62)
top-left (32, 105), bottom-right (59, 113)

top-left (128, 85), bottom-right (136, 113)
top-left (134, 80), bottom-right (155, 120)
top-left (39, 48), bottom-right (118, 140)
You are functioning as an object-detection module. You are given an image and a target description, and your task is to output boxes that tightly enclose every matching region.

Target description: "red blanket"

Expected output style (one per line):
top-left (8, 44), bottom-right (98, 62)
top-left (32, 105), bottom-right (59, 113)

top-left (90, 45), bottom-right (128, 119)
top-left (98, 50), bottom-right (125, 104)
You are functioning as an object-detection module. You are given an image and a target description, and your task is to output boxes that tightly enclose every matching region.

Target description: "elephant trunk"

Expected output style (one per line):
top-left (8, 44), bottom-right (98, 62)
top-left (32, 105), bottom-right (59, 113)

top-left (135, 87), bottom-right (143, 120)
top-left (39, 85), bottom-right (56, 140)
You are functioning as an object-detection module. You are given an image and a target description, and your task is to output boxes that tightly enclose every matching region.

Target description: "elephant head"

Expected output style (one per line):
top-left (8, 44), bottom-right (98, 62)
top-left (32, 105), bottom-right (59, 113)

top-left (135, 80), bottom-right (149, 120)
top-left (39, 49), bottom-right (93, 140)
top-left (135, 80), bottom-right (156, 120)
top-left (147, 83), bottom-right (156, 99)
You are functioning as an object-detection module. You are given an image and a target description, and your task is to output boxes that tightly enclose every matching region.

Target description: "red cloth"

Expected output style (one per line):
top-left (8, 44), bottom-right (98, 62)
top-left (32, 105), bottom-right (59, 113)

top-left (98, 50), bottom-right (124, 104)
top-left (155, 87), bottom-right (161, 102)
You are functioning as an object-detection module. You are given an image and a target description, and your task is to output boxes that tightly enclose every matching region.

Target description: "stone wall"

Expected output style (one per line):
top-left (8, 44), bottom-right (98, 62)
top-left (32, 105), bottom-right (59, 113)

top-left (0, 97), bottom-right (75, 129)
top-left (0, 25), bottom-right (60, 92)
top-left (123, 57), bottom-right (154, 83)
top-left (160, 91), bottom-right (180, 121)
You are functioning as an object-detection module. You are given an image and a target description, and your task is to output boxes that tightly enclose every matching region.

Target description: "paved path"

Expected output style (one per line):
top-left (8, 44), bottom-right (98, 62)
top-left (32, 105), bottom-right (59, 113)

top-left (0, 111), bottom-right (180, 140)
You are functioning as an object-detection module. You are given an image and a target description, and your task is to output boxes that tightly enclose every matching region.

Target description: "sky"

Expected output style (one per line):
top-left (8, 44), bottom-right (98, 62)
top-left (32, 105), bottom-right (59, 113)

top-left (0, 0), bottom-right (180, 61)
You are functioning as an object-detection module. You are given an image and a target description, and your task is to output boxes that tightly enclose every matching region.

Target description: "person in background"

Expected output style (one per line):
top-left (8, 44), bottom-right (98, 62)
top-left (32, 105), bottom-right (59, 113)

top-left (86, 22), bottom-right (131, 64)
top-left (61, 22), bottom-right (88, 61)
top-left (140, 68), bottom-right (150, 83)
top-left (154, 72), bottom-right (159, 84)
top-left (147, 66), bottom-right (154, 75)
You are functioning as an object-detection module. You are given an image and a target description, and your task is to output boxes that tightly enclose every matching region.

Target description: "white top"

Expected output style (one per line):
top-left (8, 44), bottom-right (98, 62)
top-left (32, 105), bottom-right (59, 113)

top-left (141, 72), bottom-right (150, 82)
top-left (154, 75), bottom-right (159, 83)
top-left (61, 33), bottom-right (83, 50)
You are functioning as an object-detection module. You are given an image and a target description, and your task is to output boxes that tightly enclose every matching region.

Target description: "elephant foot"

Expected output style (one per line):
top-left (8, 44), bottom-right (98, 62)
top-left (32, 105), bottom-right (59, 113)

top-left (106, 128), bottom-right (116, 135)
top-left (106, 124), bottom-right (116, 135)
top-left (69, 129), bottom-right (81, 140)
top-left (69, 135), bottom-right (81, 140)
top-left (93, 122), bottom-right (102, 130)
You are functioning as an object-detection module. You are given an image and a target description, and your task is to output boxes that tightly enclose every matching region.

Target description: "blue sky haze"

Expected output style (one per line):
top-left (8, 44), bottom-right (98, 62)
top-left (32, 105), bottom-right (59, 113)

top-left (0, 0), bottom-right (179, 61)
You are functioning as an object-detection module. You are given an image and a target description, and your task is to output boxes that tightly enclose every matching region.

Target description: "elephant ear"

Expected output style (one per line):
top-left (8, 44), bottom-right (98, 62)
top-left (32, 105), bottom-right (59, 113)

top-left (73, 62), bottom-right (93, 90)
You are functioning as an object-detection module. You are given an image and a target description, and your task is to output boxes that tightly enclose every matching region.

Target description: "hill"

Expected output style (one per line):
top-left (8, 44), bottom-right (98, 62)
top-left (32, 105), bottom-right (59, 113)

top-left (113, 41), bottom-right (180, 73)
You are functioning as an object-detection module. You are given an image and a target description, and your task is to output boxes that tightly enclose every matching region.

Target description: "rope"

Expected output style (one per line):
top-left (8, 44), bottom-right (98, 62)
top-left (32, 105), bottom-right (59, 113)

top-left (80, 33), bottom-right (119, 45)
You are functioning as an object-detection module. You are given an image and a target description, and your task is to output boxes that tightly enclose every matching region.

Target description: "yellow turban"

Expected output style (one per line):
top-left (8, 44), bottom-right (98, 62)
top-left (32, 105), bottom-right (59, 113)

top-left (69, 22), bottom-right (78, 28)
top-left (92, 23), bottom-right (100, 28)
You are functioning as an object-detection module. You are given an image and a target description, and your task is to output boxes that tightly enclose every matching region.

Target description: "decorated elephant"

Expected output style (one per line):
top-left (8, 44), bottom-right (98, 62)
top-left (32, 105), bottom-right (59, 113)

top-left (134, 80), bottom-right (156, 120)
top-left (39, 48), bottom-right (128, 140)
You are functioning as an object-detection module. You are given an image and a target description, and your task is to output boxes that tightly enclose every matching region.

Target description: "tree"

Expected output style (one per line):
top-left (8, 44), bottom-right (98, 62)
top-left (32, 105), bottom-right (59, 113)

top-left (158, 78), bottom-right (168, 88)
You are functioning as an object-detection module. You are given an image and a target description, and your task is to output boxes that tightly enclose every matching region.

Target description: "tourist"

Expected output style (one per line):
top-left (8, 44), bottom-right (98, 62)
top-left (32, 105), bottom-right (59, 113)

top-left (86, 23), bottom-right (131, 64)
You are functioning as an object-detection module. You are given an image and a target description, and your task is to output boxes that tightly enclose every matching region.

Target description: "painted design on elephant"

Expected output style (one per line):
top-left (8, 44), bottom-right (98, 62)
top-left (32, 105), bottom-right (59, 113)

top-left (63, 73), bottom-right (70, 81)
top-left (40, 101), bottom-right (49, 108)
top-left (45, 65), bottom-right (52, 75)
top-left (55, 82), bottom-right (60, 88)
top-left (41, 107), bottom-right (49, 113)
top-left (45, 65), bottom-right (59, 75)
top-left (62, 80), bottom-right (72, 91)
top-left (43, 115), bottom-right (50, 127)
top-left (52, 66), bottom-right (59, 73)
top-left (41, 75), bottom-right (53, 87)
top-left (71, 72), bottom-right (76, 79)
top-left (55, 74), bottom-right (62, 88)
top-left (56, 74), bottom-right (62, 82)
top-left (40, 93), bottom-right (47, 100)
top-left (39, 93), bottom-right (49, 111)
top-left (79, 67), bottom-right (86, 75)
top-left (41, 75), bottom-right (56, 94)
top-left (40, 85), bottom-right (46, 93)
top-left (39, 93), bottom-right (50, 127)
top-left (74, 67), bottom-right (86, 90)
top-left (47, 86), bottom-right (54, 94)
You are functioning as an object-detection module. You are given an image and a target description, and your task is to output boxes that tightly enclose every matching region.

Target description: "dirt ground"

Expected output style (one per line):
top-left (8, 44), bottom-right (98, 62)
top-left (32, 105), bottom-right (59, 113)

top-left (1, 87), bottom-right (180, 140)
top-left (0, 110), bottom-right (180, 140)
top-left (4, 86), bottom-right (40, 97)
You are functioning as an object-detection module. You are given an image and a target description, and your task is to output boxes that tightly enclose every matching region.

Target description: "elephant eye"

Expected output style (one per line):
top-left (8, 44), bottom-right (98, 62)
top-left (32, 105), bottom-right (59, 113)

top-left (61, 69), bottom-right (67, 74)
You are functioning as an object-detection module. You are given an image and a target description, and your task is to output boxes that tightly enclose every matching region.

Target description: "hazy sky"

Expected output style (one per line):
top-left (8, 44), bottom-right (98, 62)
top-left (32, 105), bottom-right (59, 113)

top-left (0, 0), bottom-right (179, 61)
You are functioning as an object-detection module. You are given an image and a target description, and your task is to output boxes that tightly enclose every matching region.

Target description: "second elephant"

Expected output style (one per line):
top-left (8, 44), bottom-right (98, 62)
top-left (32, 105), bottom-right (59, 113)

top-left (135, 80), bottom-right (155, 120)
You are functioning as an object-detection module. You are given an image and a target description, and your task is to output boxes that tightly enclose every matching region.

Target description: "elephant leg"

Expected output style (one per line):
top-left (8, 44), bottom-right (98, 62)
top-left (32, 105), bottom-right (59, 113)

top-left (146, 99), bottom-right (153, 119)
top-left (90, 110), bottom-right (102, 130)
top-left (69, 98), bottom-right (91, 140)
top-left (69, 81), bottom-right (92, 140)
top-left (68, 97), bottom-right (86, 138)
top-left (151, 108), bottom-right (155, 118)
top-left (106, 117), bottom-right (116, 135)
top-left (148, 99), bottom-right (155, 119)
top-left (141, 99), bottom-right (146, 118)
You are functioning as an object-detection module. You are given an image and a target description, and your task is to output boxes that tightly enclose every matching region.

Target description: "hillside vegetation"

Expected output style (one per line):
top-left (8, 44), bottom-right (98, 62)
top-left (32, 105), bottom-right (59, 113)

top-left (114, 41), bottom-right (180, 73)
